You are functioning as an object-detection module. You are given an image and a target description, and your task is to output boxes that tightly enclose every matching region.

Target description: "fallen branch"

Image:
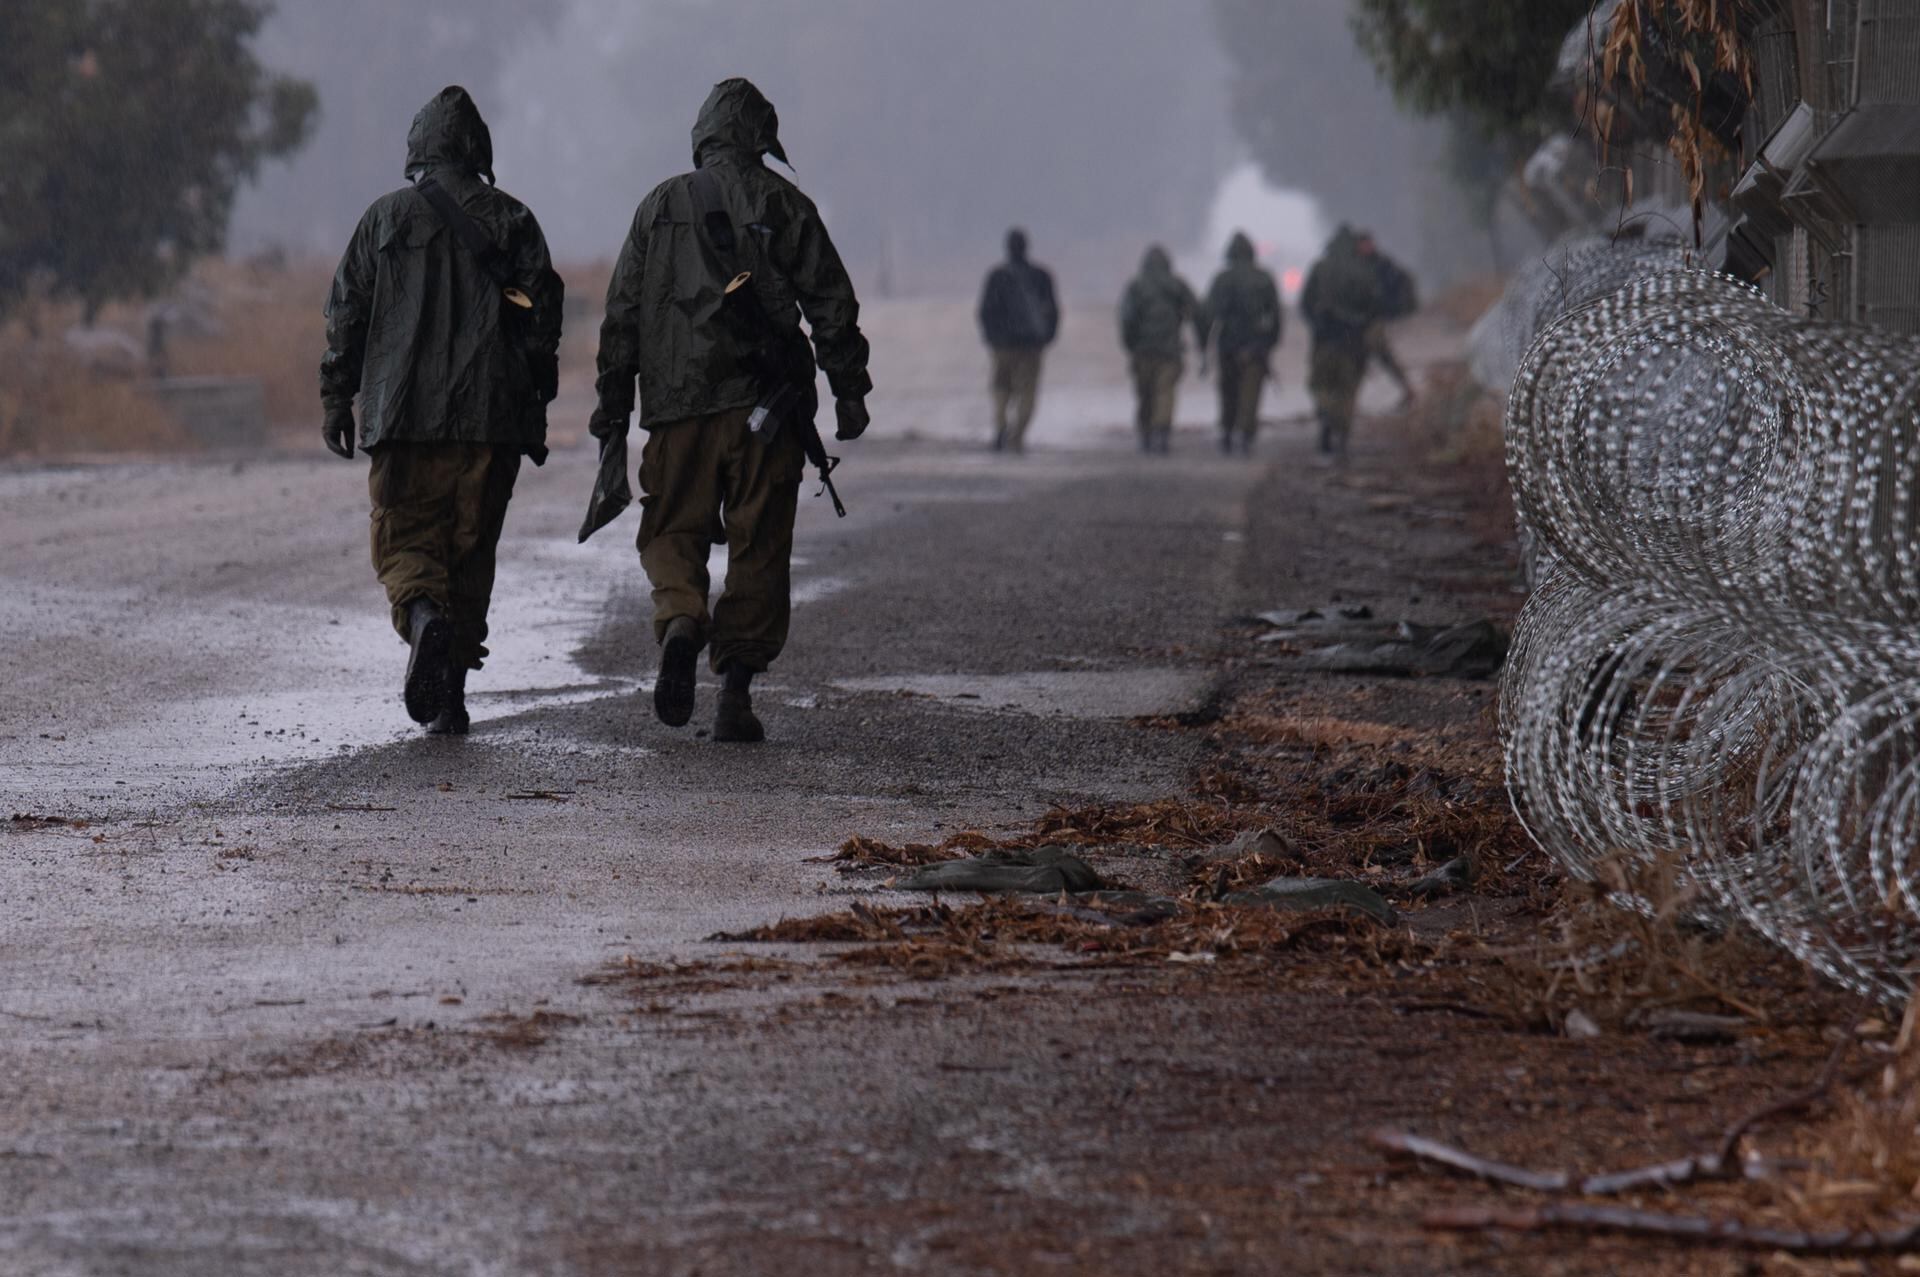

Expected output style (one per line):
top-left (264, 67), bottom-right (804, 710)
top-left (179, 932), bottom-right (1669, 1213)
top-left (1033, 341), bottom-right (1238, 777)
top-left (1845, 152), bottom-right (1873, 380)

top-left (1424, 1203), bottom-right (1920, 1255)
top-left (1373, 1036), bottom-right (1858, 1196)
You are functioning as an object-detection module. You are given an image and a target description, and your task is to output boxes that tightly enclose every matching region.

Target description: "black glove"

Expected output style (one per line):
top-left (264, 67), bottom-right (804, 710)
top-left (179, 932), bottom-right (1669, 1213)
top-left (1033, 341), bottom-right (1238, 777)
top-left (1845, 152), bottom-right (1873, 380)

top-left (525, 402), bottom-right (550, 467)
top-left (589, 407), bottom-right (628, 444)
top-left (834, 397), bottom-right (870, 442)
top-left (322, 404), bottom-right (355, 460)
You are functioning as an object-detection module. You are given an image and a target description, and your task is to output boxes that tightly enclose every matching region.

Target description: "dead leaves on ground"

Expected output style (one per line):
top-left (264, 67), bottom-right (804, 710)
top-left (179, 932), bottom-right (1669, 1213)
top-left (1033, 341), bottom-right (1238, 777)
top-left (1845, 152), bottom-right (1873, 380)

top-left (707, 896), bottom-right (1423, 981)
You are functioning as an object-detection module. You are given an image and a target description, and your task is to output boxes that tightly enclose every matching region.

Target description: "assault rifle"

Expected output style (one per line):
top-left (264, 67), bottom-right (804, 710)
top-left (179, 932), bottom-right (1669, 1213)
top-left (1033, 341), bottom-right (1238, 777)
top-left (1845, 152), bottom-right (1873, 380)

top-left (692, 168), bottom-right (846, 517)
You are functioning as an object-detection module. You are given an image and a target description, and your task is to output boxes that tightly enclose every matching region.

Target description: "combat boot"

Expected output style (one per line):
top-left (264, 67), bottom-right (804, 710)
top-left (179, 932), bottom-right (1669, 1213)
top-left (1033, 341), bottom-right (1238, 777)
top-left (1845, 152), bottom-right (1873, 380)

top-left (428, 663), bottom-right (469, 736)
top-left (654, 615), bottom-right (702, 727)
top-left (403, 598), bottom-right (452, 724)
top-left (713, 665), bottom-right (765, 743)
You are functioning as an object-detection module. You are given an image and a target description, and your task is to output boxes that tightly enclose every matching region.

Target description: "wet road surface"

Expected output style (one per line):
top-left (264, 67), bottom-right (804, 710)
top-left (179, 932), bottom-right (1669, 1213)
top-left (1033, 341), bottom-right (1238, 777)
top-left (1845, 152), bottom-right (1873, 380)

top-left (0, 320), bottom-right (1550, 1275)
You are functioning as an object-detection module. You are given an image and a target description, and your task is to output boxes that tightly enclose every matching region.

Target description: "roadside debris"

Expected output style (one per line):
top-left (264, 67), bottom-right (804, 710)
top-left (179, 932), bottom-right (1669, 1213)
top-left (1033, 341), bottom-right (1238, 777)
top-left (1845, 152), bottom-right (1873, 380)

top-left (475, 1010), bottom-right (584, 1050)
top-left (1370, 1035), bottom-right (1920, 1256)
top-left (1218, 876), bottom-right (1398, 926)
top-left (897, 847), bottom-right (1103, 894)
top-left (1401, 855), bottom-right (1472, 900)
top-left (1254, 606), bottom-right (1508, 679)
top-left (8, 813), bottom-right (88, 830)
top-left (707, 895), bottom-right (1421, 975)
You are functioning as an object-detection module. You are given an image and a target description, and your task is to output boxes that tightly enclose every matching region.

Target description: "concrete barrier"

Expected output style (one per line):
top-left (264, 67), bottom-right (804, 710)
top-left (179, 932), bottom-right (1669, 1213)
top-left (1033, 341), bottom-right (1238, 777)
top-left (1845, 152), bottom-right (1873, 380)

top-left (142, 376), bottom-right (267, 448)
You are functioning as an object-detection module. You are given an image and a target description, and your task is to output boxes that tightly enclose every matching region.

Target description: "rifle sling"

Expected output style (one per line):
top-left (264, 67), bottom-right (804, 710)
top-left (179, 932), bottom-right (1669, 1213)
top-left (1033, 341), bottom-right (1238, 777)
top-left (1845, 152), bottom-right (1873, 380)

top-left (415, 177), bottom-right (514, 290)
top-left (687, 167), bottom-right (846, 517)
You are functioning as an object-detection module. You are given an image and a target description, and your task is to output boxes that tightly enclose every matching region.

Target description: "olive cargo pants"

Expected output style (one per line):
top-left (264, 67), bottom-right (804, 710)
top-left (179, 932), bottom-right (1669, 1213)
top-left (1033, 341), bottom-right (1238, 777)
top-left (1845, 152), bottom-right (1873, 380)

top-left (990, 347), bottom-right (1043, 449)
top-left (368, 442), bottom-right (521, 670)
top-left (637, 405), bottom-right (804, 674)
top-left (1130, 354), bottom-right (1181, 448)
top-left (1309, 337), bottom-right (1368, 456)
top-left (1217, 351), bottom-right (1267, 445)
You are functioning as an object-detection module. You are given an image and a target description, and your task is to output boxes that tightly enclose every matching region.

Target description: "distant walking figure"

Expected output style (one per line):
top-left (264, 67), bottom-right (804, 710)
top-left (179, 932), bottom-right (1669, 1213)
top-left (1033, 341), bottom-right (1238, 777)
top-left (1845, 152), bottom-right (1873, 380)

top-left (1119, 245), bottom-right (1201, 455)
top-left (1356, 229), bottom-right (1419, 410)
top-left (1199, 231), bottom-right (1283, 455)
top-left (1301, 225), bottom-right (1386, 461)
top-left (977, 228), bottom-right (1059, 453)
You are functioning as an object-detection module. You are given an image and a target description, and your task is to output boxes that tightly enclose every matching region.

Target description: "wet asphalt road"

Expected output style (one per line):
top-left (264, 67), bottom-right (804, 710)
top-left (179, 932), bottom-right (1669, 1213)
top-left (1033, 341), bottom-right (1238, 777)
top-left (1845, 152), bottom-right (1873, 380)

top-left (0, 400), bottom-right (1320, 1273)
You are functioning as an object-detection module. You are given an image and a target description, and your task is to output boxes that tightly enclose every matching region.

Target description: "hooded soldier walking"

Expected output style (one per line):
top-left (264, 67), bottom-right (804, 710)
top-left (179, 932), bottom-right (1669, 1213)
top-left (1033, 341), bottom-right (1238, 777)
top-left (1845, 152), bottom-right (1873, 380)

top-left (976, 229), bottom-right (1059, 453)
top-left (589, 78), bottom-right (871, 744)
top-left (1357, 230), bottom-right (1419, 409)
top-left (1300, 225), bottom-right (1385, 460)
top-left (320, 86), bottom-right (563, 734)
top-left (1118, 245), bottom-right (1201, 454)
top-left (1199, 231), bottom-right (1282, 455)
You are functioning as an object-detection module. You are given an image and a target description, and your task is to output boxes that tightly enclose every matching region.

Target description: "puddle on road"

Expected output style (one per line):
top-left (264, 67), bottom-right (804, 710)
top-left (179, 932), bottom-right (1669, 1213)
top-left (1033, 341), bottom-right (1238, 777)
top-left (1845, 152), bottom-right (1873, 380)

top-left (829, 669), bottom-right (1210, 720)
top-left (5, 532), bottom-right (842, 807)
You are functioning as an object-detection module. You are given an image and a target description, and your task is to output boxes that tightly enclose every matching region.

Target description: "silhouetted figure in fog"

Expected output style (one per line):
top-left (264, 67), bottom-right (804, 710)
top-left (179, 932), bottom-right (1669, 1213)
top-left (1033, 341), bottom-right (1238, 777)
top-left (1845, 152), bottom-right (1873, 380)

top-left (1301, 225), bottom-right (1384, 461)
top-left (1199, 231), bottom-right (1282, 455)
top-left (977, 228), bottom-right (1059, 453)
top-left (1119, 245), bottom-right (1201, 455)
top-left (1356, 230), bottom-right (1418, 409)
top-left (320, 86), bottom-right (564, 734)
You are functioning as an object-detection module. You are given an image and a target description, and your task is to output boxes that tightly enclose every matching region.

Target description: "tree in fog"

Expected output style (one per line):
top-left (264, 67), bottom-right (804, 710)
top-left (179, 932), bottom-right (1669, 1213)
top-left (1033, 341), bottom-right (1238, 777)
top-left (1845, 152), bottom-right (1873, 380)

top-left (234, 0), bottom-right (562, 254)
top-left (0, 0), bottom-right (316, 320)
top-left (1347, 0), bottom-right (1597, 142)
top-left (1207, 0), bottom-right (1503, 279)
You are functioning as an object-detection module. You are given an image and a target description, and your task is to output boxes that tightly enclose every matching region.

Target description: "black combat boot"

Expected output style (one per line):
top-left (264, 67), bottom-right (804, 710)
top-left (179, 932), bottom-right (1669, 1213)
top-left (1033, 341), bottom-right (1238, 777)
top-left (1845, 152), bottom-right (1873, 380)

top-left (654, 616), bottom-right (701, 728)
top-left (713, 664), bottom-right (765, 744)
top-left (403, 598), bottom-right (452, 724)
top-left (428, 662), bottom-right (469, 736)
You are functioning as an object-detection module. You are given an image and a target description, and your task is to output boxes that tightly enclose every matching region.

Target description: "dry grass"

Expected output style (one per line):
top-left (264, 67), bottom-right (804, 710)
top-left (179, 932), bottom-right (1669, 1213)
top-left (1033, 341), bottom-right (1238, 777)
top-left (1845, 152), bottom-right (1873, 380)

top-left (708, 895), bottom-right (1424, 981)
top-left (0, 253), bottom-right (612, 459)
top-left (0, 332), bottom-right (184, 456)
top-left (820, 798), bottom-right (1271, 875)
top-left (473, 1009), bottom-right (585, 1050)
top-left (814, 831), bottom-right (1000, 871)
top-left (163, 256), bottom-right (333, 430)
top-left (1468, 851), bottom-right (1824, 1035)
top-left (1426, 276), bottom-right (1506, 328)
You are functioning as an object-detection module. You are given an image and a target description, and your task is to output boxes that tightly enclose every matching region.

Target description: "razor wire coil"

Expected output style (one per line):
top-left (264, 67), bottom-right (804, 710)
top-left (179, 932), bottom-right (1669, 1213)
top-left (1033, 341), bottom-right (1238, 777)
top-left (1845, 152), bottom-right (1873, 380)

top-left (1498, 255), bottom-right (1920, 1005)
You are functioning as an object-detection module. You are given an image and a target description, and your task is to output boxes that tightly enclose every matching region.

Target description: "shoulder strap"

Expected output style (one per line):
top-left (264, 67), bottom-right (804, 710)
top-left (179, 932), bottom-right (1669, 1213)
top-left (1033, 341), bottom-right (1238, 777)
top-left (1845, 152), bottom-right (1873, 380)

top-left (687, 167), bottom-right (739, 265)
top-left (416, 176), bottom-right (513, 289)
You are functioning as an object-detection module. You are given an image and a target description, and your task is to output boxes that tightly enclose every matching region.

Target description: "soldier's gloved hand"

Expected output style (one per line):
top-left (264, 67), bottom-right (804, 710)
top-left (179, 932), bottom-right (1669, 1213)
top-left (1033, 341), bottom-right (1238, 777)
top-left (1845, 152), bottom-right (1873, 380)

top-left (322, 404), bottom-right (356, 460)
top-left (588, 408), bottom-right (626, 444)
top-left (834, 397), bottom-right (870, 442)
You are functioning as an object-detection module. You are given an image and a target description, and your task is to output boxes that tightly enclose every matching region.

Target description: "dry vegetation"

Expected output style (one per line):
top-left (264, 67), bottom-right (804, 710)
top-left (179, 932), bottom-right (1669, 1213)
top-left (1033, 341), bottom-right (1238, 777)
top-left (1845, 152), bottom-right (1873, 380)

top-left (0, 331), bottom-right (184, 456)
top-left (0, 255), bottom-right (611, 459)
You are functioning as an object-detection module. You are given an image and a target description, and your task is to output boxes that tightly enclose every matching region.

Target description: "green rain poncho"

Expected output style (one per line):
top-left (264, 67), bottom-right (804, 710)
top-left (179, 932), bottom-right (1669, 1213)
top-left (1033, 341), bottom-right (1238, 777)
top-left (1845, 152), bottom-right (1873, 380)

top-left (321, 87), bottom-right (564, 458)
top-left (589, 77), bottom-right (872, 436)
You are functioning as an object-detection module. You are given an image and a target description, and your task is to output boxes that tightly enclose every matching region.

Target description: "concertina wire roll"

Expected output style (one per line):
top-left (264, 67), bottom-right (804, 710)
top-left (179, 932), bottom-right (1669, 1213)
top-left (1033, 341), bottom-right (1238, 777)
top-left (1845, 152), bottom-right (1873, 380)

top-left (1498, 259), bottom-right (1920, 1005)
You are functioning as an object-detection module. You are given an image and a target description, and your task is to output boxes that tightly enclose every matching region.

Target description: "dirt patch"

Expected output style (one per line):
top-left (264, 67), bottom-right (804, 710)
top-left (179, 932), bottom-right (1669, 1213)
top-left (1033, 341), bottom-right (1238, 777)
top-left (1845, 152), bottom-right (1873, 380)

top-left (474, 1009), bottom-right (585, 1050)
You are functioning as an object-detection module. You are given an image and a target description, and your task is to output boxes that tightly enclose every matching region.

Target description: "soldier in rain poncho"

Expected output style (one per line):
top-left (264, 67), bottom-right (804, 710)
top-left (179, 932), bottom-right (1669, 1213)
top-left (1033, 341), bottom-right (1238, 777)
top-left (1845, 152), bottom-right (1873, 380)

top-left (588, 77), bottom-right (872, 743)
top-left (321, 86), bottom-right (564, 734)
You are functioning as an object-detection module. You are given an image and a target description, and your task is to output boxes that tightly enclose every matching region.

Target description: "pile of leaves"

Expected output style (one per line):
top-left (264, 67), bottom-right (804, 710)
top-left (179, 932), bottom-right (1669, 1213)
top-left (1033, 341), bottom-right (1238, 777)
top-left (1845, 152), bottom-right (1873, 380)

top-left (820, 797), bottom-right (1272, 875)
top-left (707, 896), bottom-right (1423, 980)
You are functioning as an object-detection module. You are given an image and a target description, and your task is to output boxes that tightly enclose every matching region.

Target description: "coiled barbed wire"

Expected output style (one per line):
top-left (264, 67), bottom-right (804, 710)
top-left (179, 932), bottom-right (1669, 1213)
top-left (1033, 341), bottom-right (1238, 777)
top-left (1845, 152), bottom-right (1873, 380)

top-left (1499, 263), bottom-right (1920, 1004)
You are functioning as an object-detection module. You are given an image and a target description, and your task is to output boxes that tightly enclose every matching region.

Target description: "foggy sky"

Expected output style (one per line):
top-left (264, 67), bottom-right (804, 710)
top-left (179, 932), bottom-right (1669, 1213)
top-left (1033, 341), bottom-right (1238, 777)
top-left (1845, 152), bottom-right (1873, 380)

top-left (233, 0), bottom-right (1237, 297)
top-left (232, 0), bottom-right (1480, 298)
